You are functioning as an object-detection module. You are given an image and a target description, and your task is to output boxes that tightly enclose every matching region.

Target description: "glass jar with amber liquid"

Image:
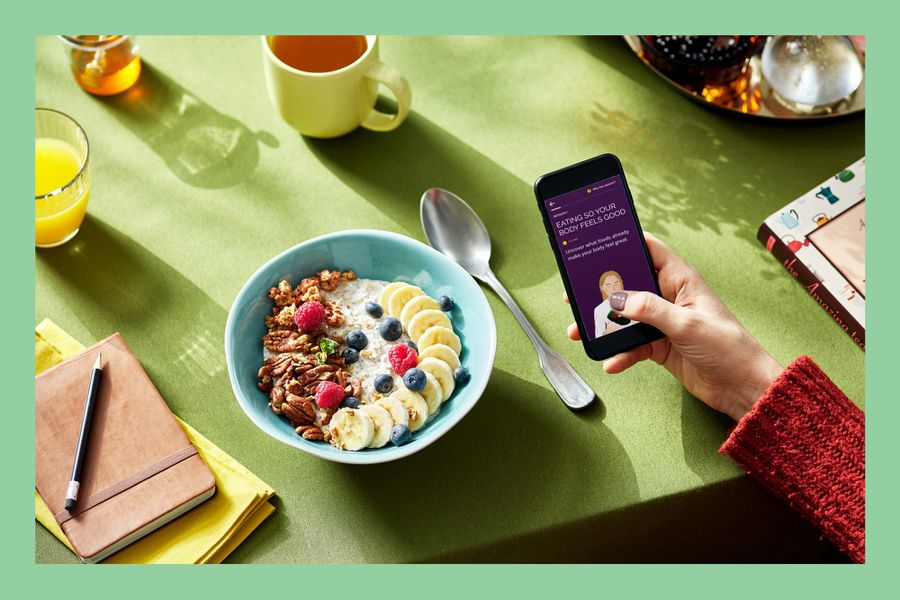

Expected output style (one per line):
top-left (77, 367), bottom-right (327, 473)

top-left (59, 35), bottom-right (141, 96)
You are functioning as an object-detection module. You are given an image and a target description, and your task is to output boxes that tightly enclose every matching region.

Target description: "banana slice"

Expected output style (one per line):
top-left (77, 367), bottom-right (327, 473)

top-left (417, 325), bottom-right (462, 355)
top-left (400, 295), bottom-right (441, 329)
top-left (420, 372), bottom-right (443, 415)
top-left (378, 282), bottom-right (407, 309)
top-left (359, 404), bottom-right (393, 449)
top-left (418, 357), bottom-right (455, 400)
top-left (390, 388), bottom-right (428, 431)
top-left (328, 408), bottom-right (374, 451)
top-left (387, 284), bottom-right (425, 318)
top-left (418, 343), bottom-right (461, 370)
top-left (407, 309), bottom-right (452, 342)
top-left (374, 397), bottom-right (409, 427)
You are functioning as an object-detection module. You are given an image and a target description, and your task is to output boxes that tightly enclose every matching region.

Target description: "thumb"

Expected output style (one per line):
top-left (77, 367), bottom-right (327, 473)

top-left (610, 291), bottom-right (688, 336)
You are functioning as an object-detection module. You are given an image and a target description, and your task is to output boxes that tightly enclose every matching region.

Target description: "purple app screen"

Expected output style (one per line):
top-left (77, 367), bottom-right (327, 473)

top-left (545, 175), bottom-right (656, 340)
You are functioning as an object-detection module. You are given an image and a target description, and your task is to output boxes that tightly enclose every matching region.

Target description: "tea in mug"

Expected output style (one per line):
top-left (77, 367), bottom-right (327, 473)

top-left (270, 35), bottom-right (367, 73)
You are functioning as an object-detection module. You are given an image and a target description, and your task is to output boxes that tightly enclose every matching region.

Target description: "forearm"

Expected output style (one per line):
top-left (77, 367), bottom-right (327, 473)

top-left (720, 355), bottom-right (865, 563)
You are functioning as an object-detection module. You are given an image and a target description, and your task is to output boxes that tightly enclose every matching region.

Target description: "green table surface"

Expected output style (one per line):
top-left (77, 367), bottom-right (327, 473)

top-left (35, 35), bottom-right (864, 563)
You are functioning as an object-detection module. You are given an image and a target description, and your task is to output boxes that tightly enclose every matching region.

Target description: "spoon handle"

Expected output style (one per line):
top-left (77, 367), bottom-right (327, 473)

top-left (479, 269), bottom-right (596, 410)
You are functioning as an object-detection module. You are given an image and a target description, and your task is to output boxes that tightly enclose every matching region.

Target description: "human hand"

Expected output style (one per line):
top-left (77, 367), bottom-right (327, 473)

top-left (566, 233), bottom-right (782, 421)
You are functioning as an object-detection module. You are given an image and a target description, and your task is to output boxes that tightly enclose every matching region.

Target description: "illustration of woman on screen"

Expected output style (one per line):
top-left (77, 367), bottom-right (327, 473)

top-left (593, 270), bottom-right (632, 338)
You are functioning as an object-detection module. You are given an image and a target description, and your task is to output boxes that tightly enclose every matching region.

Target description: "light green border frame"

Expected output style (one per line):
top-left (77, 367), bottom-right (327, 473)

top-left (5, 0), bottom-right (894, 595)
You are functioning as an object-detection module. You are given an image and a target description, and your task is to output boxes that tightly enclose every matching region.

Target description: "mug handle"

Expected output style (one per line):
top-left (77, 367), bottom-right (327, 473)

top-left (360, 61), bottom-right (411, 132)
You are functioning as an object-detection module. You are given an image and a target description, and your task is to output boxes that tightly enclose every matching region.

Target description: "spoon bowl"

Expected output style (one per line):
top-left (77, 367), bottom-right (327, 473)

top-left (420, 188), bottom-right (492, 276)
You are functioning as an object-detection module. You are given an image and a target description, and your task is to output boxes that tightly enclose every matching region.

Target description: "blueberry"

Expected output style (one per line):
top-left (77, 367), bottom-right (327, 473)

top-left (403, 368), bottom-right (426, 391)
top-left (365, 301), bottom-right (383, 318)
top-left (379, 317), bottom-right (402, 341)
top-left (341, 347), bottom-right (359, 364)
top-left (453, 366), bottom-right (470, 385)
top-left (403, 340), bottom-right (418, 352)
top-left (438, 295), bottom-right (455, 311)
top-left (390, 423), bottom-right (412, 446)
top-left (341, 396), bottom-right (361, 409)
top-left (346, 329), bottom-right (368, 350)
top-left (374, 374), bottom-right (394, 394)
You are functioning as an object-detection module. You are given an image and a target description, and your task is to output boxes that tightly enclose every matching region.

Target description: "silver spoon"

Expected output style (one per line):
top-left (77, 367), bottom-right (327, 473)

top-left (421, 188), bottom-right (596, 411)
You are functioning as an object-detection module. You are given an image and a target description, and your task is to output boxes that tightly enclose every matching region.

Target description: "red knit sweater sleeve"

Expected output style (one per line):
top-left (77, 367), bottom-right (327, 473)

top-left (719, 355), bottom-right (865, 563)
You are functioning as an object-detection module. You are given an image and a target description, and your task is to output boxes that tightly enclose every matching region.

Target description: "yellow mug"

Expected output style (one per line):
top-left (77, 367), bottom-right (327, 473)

top-left (261, 35), bottom-right (411, 138)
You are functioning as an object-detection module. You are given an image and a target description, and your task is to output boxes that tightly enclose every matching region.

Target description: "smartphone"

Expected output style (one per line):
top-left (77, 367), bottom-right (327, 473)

top-left (534, 153), bottom-right (664, 361)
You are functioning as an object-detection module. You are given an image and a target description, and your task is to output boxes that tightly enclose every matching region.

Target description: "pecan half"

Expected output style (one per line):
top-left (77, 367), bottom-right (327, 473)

top-left (283, 395), bottom-right (316, 425)
top-left (276, 369), bottom-right (292, 389)
top-left (298, 364), bottom-right (337, 384)
top-left (295, 425), bottom-right (324, 441)
top-left (270, 355), bottom-right (293, 377)
top-left (264, 351), bottom-right (293, 366)
top-left (269, 386), bottom-right (286, 413)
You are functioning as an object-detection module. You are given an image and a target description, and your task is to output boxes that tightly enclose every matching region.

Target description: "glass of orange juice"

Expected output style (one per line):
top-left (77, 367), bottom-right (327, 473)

top-left (59, 35), bottom-right (141, 96)
top-left (35, 109), bottom-right (91, 248)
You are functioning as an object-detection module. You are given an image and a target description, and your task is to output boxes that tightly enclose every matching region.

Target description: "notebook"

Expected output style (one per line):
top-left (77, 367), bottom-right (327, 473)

top-left (35, 333), bottom-right (216, 563)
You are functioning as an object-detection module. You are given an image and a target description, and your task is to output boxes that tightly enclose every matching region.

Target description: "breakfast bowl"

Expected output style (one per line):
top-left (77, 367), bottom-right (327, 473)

top-left (224, 229), bottom-right (496, 464)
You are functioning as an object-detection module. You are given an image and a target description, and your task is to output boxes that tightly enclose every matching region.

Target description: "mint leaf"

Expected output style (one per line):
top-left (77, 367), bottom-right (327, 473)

top-left (319, 337), bottom-right (338, 355)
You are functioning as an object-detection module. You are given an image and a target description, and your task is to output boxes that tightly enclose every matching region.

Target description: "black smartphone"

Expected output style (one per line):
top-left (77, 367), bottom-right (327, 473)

top-left (534, 153), bottom-right (664, 361)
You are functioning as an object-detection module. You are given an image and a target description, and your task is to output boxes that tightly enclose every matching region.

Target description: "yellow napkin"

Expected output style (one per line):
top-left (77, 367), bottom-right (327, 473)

top-left (35, 319), bottom-right (276, 564)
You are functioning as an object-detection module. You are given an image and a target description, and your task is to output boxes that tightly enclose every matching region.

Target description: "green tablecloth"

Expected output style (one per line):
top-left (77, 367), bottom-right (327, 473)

top-left (35, 36), bottom-right (864, 563)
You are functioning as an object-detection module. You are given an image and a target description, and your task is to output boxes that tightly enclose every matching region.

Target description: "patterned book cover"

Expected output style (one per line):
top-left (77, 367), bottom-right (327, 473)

top-left (758, 158), bottom-right (865, 350)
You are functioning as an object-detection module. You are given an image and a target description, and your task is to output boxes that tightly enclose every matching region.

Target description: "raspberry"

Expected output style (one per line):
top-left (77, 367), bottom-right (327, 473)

top-left (315, 380), bottom-right (345, 408)
top-left (294, 300), bottom-right (326, 331)
top-left (388, 343), bottom-right (418, 375)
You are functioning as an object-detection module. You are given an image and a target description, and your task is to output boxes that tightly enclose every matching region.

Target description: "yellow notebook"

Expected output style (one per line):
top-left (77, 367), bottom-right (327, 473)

top-left (35, 319), bottom-right (276, 564)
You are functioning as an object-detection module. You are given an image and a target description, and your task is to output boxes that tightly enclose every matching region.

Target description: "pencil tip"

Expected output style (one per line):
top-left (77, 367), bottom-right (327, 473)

top-left (93, 352), bottom-right (102, 370)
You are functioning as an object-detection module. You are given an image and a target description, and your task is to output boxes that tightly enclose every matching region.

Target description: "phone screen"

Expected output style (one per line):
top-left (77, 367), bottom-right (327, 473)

top-left (544, 174), bottom-right (657, 340)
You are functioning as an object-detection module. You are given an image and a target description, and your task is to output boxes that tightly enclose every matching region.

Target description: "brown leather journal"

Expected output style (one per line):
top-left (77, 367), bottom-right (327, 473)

top-left (35, 333), bottom-right (216, 563)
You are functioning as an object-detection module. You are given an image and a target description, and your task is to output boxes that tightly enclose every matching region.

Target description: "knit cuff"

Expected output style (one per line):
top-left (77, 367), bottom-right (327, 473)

top-left (720, 355), bottom-right (865, 563)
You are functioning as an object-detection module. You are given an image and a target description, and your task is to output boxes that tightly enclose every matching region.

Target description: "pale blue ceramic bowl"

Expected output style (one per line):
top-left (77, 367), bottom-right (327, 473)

top-left (225, 230), bottom-right (496, 464)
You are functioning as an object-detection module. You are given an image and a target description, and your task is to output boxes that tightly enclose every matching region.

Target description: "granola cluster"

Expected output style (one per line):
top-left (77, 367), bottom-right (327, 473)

top-left (257, 269), bottom-right (360, 440)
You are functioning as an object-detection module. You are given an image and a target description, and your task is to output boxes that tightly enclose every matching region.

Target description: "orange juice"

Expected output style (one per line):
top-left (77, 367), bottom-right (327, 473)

top-left (35, 138), bottom-right (91, 247)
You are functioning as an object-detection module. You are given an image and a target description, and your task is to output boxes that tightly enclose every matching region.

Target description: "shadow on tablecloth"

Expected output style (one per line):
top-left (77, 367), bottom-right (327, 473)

top-left (422, 474), bottom-right (848, 563)
top-left (94, 62), bottom-right (278, 190)
top-left (35, 215), bottom-right (241, 427)
top-left (304, 112), bottom-right (556, 290)
top-left (323, 368), bottom-right (640, 560)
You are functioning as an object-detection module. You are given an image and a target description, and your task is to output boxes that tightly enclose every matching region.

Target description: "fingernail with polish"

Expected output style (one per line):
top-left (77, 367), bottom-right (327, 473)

top-left (610, 291), bottom-right (628, 312)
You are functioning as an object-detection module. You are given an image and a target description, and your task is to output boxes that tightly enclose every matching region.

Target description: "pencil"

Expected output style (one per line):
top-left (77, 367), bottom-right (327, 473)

top-left (65, 352), bottom-right (103, 512)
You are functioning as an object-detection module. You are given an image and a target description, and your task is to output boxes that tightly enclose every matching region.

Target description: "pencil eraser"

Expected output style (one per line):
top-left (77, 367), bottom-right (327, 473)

top-left (65, 498), bottom-right (76, 512)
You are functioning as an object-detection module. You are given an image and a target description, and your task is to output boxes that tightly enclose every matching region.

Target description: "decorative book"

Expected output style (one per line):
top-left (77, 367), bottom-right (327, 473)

top-left (758, 158), bottom-right (865, 350)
